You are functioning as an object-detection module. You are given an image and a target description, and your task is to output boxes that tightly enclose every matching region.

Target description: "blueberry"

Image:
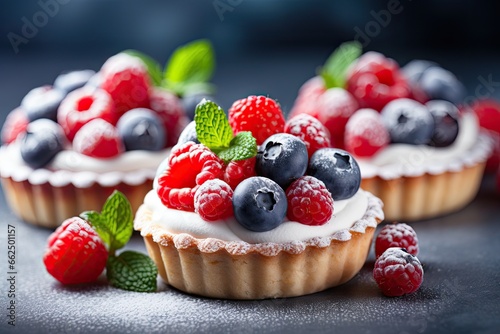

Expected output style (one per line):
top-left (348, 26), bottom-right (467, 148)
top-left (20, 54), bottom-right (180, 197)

top-left (117, 108), bottom-right (166, 151)
top-left (425, 100), bottom-right (460, 147)
top-left (256, 133), bottom-right (308, 189)
top-left (232, 176), bottom-right (287, 232)
top-left (183, 92), bottom-right (218, 120)
top-left (402, 60), bottom-right (437, 84)
top-left (54, 70), bottom-right (96, 94)
top-left (20, 119), bottom-right (65, 169)
top-left (308, 148), bottom-right (361, 200)
top-left (418, 67), bottom-right (466, 105)
top-left (177, 120), bottom-right (199, 145)
top-left (21, 86), bottom-right (65, 122)
top-left (381, 98), bottom-right (435, 145)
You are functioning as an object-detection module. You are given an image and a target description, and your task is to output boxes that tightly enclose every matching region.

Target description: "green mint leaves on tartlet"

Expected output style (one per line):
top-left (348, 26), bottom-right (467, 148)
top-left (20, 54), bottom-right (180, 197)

top-left (124, 39), bottom-right (215, 97)
top-left (320, 40), bottom-right (362, 89)
top-left (81, 190), bottom-right (158, 293)
top-left (194, 99), bottom-right (257, 163)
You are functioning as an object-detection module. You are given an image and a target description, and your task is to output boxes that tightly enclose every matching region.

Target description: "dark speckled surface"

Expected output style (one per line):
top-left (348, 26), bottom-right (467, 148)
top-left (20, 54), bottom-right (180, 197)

top-left (0, 172), bottom-right (499, 333)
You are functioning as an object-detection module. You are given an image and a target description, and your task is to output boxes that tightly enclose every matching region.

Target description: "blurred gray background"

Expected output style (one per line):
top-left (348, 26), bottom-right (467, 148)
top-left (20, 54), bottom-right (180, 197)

top-left (1, 0), bottom-right (500, 124)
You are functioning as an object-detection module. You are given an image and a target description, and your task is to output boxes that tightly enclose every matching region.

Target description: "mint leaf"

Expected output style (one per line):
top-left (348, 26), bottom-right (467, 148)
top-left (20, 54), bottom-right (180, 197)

top-left (218, 132), bottom-right (257, 163)
top-left (83, 191), bottom-right (133, 254)
top-left (107, 251), bottom-right (157, 292)
top-left (80, 210), bottom-right (112, 247)
top-left (320, 41), bottom-right (362, 89)
top-left (195, 99), bottom-right (233, 153)
top-left (123, 49), bottom-right (163, 86)
top-left (164, 39), bottom-right (215, 95)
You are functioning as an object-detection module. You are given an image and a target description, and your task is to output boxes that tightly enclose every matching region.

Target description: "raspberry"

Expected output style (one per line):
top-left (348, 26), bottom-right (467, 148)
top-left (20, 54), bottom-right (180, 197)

top-left (43, 217), bottom-right (108, 285)
top-left (101, 53), bottom-right (151, 115)
top-left (288, 76), bottom-right (326, 119)
top-left (194, 179), bottom-right (234, 221)
top-left (316, 88), bottom-right (359, 149)
top-left (373, 247), bottom-right (424, 297)
top-left (73, 119), bottom-right (124, 158)
top-left (345, 108), bottom-right (390, 157)
top-left (149, 87), bottom-right (189, 147)
top-left (223, 157), bottom-right (257, 189)
top-left (375, 223), bottom-right (419, 258)
top-left (57, 87), bottom-right (118, 142)
top-left (157, 142), bottom-right (224, 211)
top-left (285, 114), bottom-right (331, 158)
top-left (285, 175), bottom-right (334, 226)
top-left (228, 95), bottom-right (285, 145)
top-left (471, 99), bottom-right (500, 173)
top-left (347, 51), bottom-right (411, 112)
top-left (1, 107), bottom-right (29, 144)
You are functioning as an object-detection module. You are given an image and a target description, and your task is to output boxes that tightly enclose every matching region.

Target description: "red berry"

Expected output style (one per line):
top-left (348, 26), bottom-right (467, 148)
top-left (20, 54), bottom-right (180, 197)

top-left (73, 119), bottom-right (124, 158)
top-left (43, 217), bottom-right (108, 285)
top-left (285, 114), bottom-right (331, 158)
top-left (314, 87), bottom-right (359, 149)
top-left (471, 99), bottom-right (500, 173)
top-left (347, 52), bottom-right (411, 112)
top-left (375, 223), bottom-right (419, 258)
top-left (157, 142), bottom-right (224, 211)
top-left (149, 87), bottom-right (189, 147)
top-left (100, 53), bottom-right (151, 115)
top-left (288, 76), bottom-right (326, 119)
top-left (345, 108), bottom-right (390, 157)
top-left (373, 247), bottom-right (424, 297)
top-left (194, 179), bottom-right (234, 221)
top-left (223, 157), bottom-right (257, 189)
top-left (285, 175), bottom-right (334, 226)
top-left (228, 95), bottom-right (285, 145)
top-left (57, 87), bottom-right (117, 142)
top-left (1, 107), bottom-right (29, 144)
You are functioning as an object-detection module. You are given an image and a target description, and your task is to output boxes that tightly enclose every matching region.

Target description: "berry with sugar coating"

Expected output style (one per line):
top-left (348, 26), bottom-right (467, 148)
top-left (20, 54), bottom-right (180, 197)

top-left (345, 108), bottom-right (390, 157)
top-left (373, 247), bottom-right (424, 297)
top-left (286, 176), bottom-right (334, 226)
top-left (194, 179), bottom-right (234, 221)
top-left (375, 223), bottom-right (419, 258)
top-left (228, 95), bottom-right (285, 145)
top-left (43, 217), bottom-right (108, 285)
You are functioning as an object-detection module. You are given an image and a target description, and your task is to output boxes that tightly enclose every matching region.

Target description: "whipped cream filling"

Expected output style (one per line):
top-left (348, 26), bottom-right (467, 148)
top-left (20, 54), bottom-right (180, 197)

top-left (142, 188), bottom-right (369, 244)
top-left (0, 142), bottom-right (169, 187)
top-left (357, 112), bottom-right (490, 179)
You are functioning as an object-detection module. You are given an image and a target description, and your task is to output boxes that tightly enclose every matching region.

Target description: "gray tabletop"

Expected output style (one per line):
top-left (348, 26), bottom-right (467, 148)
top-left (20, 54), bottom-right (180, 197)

top-left (1, 171), bottom-right (499, 334)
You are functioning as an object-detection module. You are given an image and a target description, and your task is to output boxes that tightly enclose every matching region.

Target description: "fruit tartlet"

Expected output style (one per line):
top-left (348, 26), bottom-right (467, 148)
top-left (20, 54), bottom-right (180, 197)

top-left (289, 42), bottom-right (493, 221)
top-left (0, 40), bottom-right (215, 228)
top-left (134, 96), bottom-right (384, 299)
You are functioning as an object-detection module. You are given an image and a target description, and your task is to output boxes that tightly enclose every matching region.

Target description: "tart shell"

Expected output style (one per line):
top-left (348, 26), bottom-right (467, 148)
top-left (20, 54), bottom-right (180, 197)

top-left (360, 133), bottom-right (492, 221)
top-left (134, 192), bottom-right (384, 300)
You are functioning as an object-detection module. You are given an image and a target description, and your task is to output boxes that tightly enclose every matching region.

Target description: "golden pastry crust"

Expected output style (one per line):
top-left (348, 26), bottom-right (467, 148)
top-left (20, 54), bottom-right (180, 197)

top-left (135, 192), bottom-right (384, 299)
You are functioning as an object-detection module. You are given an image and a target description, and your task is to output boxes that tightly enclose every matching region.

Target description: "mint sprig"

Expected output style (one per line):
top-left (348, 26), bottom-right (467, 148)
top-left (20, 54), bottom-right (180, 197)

top-left (320, 40), bottom-right (362, 89)
top-left (81, 191), bottom-right (133, 255)
top-left (194, 99), bottom-right (257, 163)
top-left (81, 190), bottom-right (157, 293)
top-left (125, 39), bottom-right (215, 97)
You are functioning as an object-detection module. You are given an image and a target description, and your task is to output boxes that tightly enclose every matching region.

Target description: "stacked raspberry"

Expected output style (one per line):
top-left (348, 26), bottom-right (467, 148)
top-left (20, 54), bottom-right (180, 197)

top-left (373, 223), bottom-right (424, 297)
top-left (156, 95), bottom-right (361, 230)
top-left (288, 41), bottom-right (469, 160)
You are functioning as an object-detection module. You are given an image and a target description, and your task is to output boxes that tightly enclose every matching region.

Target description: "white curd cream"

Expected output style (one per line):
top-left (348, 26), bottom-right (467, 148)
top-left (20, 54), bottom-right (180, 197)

top-left (0, 142), bottom-right (169, 187)
top-left (142, 188), bottom-right (370, 244)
